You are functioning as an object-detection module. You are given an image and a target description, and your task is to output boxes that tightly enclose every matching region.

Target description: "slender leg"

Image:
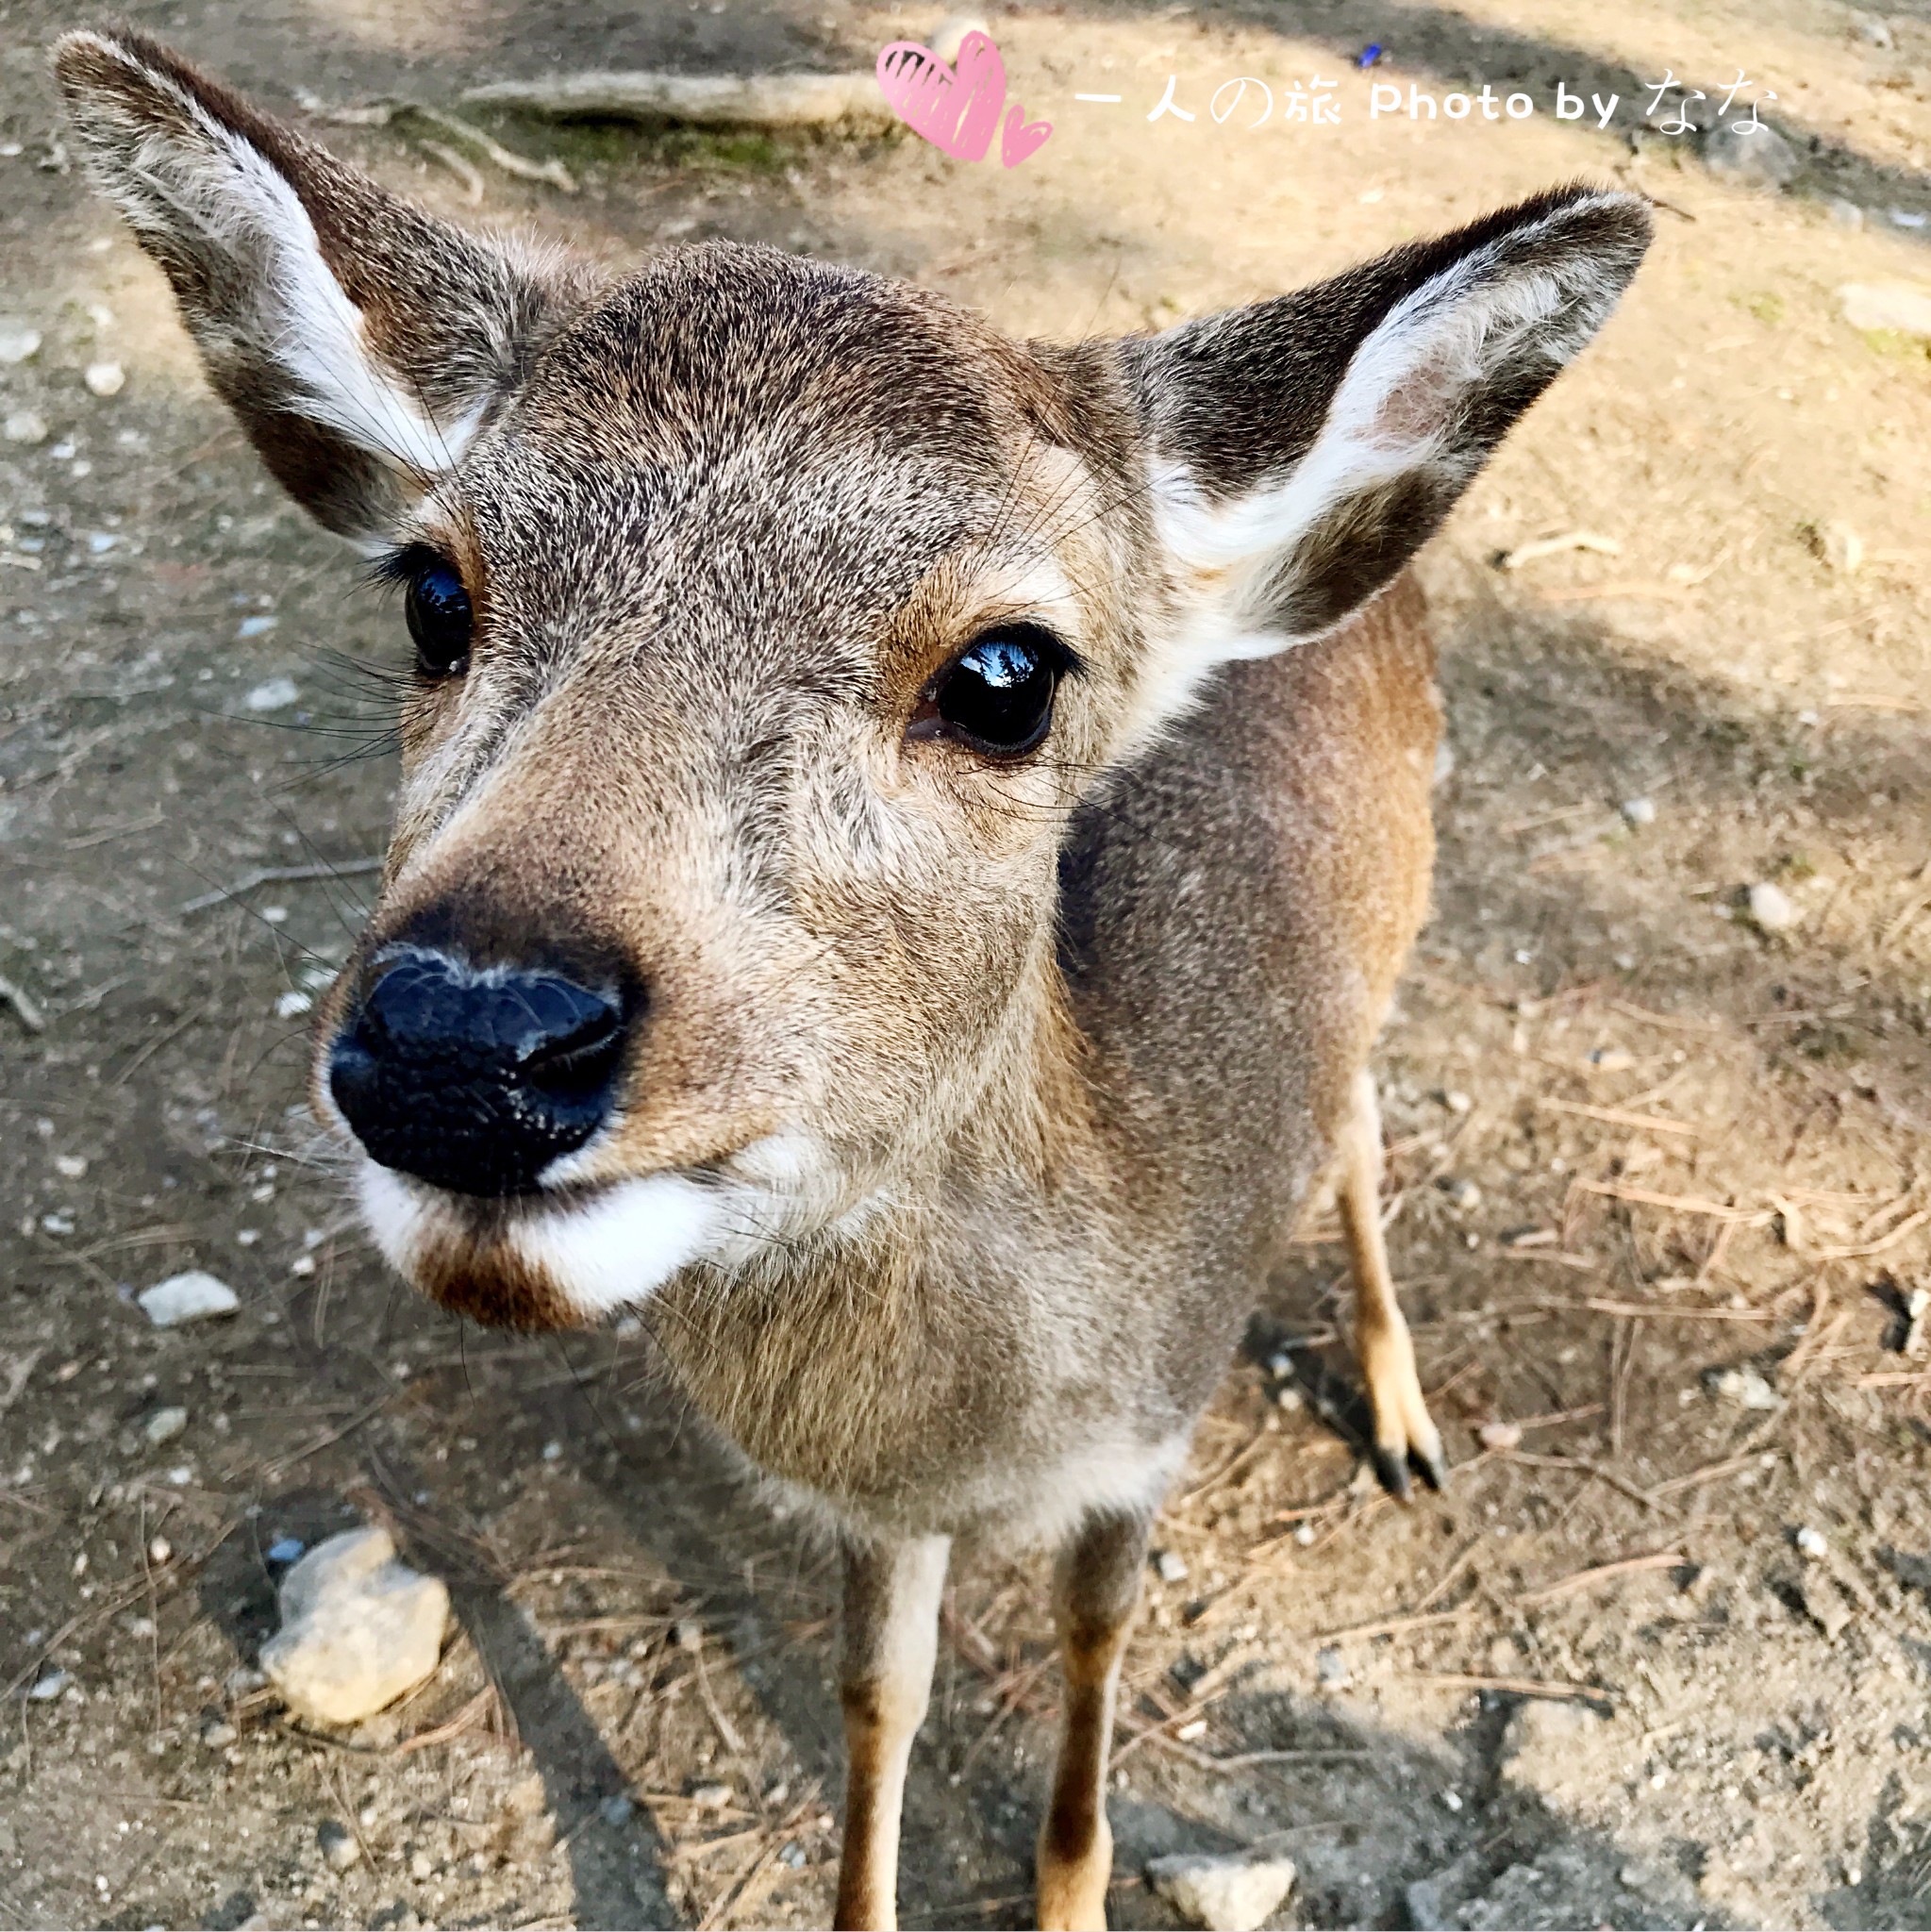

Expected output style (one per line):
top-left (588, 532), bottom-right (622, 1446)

top-left (1338, 1065), bottom-right (1446, 1498)
top-left (1036, 1510), bottom-right (1148, 1932)
top-left (834, 1533), bottom-right (949, 1932)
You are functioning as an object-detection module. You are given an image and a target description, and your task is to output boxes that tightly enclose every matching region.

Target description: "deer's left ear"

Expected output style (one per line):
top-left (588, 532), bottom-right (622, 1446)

top-left (1124, 185), bottom-right (1651, 667)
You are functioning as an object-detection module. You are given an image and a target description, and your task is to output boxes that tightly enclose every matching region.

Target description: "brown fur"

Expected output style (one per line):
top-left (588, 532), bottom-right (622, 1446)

top-left (56, 32), bottom-right (1649, 1924)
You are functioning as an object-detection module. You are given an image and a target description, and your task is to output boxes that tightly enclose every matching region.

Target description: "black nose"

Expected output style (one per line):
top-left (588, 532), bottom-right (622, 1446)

top-left (328, 948), bottom-right (627, 1196)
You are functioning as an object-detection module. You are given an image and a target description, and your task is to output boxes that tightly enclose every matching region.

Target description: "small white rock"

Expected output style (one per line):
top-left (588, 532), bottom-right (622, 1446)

top-left (1795, 1525), bottom-right (1828, 1559)
top-left (141, 1406), bottom-right (188, 1447)
top-left (259, 1526), bottom-right (450, 1725)
top-left (930, 13), bottom-right (990, 62)
top-left (1147, 1851), bottom-right (1297, 1932)
top-left (139, 1271), bottom-right (240, 1326)
top-left (242, 674), bottom-right (297, 710)
top-left (1478, 1419), bottom-right (1523, 1452)
top-left (1819, 521), bottom-right (1863, 575)
top-left (1703, 120), bottom-right (1799, 188)
top-left (3, 409), bottom-right (47, 444)
top-left (27, 1668), bottom-right (70, 1701)
top-left (1445, 1089), bottom-right (1473, 1115)
top-left (0, 324), bottom-right (42, 365)
top-left (1620, 796), bottom-right (1656, 827)
top-left (318, 1820), bottom-right (361, 1871)
top-left (83, 360), bottom-right (125, 398)
top-left (1153, 1548), bottom-right (1190, 1584)
top-left (1746, 881), bottom-right (1801, 933)
top-left (1838, 281), bottom-right (1931, 337)
top-left (1710, 1366), bottom-right (1782, 1411)
top-left (148, 1535), bottom-right (173, 1565)
top-left (1826, 198), bottom-right (1865, 232)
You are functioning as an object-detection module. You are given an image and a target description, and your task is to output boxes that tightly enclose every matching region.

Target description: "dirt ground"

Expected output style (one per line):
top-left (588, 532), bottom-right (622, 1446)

top-left (3, 1), bottom-right (1931, 1926)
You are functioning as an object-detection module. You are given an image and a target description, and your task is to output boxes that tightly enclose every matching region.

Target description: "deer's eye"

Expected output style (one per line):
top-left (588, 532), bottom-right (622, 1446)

top-left (916, 625), bottom-right (1068, 758)
top-left (402, 552), bottom-right (473, 678)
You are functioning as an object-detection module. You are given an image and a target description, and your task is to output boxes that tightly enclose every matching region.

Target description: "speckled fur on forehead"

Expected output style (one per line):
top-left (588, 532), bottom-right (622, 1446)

top-left (422, 245), bottom-right (1155, 713)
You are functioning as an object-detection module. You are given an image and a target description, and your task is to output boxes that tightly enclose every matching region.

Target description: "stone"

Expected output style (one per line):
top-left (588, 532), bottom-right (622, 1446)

top-left (1153, 1548), bottom-right (1190, 1584)
top-left (3, 409), bottom-right (46, 444)
top-left (1827, 198), bottom-right (1865, 232)
top-left (242, 675), bottom-right (298, 711)
top-left (139, 1271), bottom-right (240, 1326)
top-left (1838, 280), bottom-right (1931, 338)
top-left (200, 1718), bottom-right (238, 1748)
top-left (27, 1668), bottom-right (69, 1701)
top-left (1710, 1366), bottom-right (1782, 1410)
top-left (1147, 1851), bottom-right (1296, 1932)
top-left (258, 1526), bottom-right (449, 1725)
top-left (1795, 1524), bottom-right (1828, 1559)
top-left (1746, 882), bottom-right (1800, 934)
top-left (141, 1405), bottom-right (188, 1446)
top-left (0, 323), bottom-right (42, 364)
top-left (1620, 795), bottom-right (1656, 826)
top-left (1478, 1419), bottom-right (1523, 1451)
top-left (1796, 1568), bottom-right (1856, 1641)
top-left (1703, 120), bottom-right (1800, 188)
top-left (83, 360), bottom-right (125, 397)
top-left (1820, 521), bottom-right (1864, 574)
top-left (1905, 1286), bottom-right (1929, 1358)
top-left (930, 15), bottom-right (990, 63)
top-left (318, 1820), bottom-right (361, 1871)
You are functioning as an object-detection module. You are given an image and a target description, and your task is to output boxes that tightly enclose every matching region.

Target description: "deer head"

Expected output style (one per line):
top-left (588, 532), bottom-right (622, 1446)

top-left (58, 27), bottom-right (1649, 1330)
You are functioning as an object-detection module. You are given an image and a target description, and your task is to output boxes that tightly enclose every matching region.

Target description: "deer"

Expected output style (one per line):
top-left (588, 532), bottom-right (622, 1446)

top-left (57, 26), bottom-right (1649, 1929)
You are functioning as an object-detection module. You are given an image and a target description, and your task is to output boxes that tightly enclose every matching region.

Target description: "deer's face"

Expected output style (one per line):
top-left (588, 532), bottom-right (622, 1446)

top-left (313, 259), bottom-right (1158, 1324)
top-left (58, 27), bottom-right (1648, 1326)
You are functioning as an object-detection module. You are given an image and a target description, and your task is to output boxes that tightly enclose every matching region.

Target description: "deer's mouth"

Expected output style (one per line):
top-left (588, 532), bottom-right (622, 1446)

top-left (353, 1158), bottom-right (749, 1330)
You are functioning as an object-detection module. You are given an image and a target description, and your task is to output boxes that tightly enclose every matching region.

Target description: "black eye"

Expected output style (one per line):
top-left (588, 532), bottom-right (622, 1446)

top-left (917, 624), bottom-right (1067, 758)
top-left (402, 554), bottom-right (474, 678)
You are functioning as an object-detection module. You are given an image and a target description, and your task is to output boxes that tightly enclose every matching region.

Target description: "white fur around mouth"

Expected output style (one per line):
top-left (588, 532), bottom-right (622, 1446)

top-left (355, 1160), bottom-right (747, 1314)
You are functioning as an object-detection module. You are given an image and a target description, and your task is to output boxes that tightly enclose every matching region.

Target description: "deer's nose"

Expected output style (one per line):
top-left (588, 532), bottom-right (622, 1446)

top-left (328, 947), bottom-right (627, 1196)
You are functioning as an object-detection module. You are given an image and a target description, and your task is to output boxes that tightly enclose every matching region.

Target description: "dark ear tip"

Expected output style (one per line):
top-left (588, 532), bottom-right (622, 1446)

top-left (1552, 182), bottom-right (1656, 257)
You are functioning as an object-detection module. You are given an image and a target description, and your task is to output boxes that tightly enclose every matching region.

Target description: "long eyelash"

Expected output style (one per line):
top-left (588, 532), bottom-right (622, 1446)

top-left (361, 541), bottom-right (443, 591)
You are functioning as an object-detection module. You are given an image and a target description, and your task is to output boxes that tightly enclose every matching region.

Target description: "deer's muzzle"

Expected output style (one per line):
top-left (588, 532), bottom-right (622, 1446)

top-left (327, 947), bottom-right (628, 1196)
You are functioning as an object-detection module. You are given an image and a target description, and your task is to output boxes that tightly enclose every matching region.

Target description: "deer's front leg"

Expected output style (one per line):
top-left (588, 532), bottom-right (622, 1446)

top-left (1037, 1509), bottom-right (1148, 1932)
top-left (1337, 1066), bottom-right (1446, 1498)
top-left (834, 1532), bottom-right (949, 1931)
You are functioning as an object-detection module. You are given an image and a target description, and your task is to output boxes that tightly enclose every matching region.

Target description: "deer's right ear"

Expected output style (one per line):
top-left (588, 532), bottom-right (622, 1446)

top-left (54, 27), bottom-right (578, 543)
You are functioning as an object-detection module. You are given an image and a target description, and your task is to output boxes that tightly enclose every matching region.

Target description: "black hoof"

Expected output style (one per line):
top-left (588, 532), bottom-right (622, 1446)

top-left (1415, 1443), bottom-right (1450, 1493)
top-left (1372, 1445), bottom-right (1413, 1501)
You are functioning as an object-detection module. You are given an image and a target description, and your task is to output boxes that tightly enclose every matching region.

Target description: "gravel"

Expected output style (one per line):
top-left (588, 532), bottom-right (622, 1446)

top-left (138, 1271), bottom-right (240, 1326)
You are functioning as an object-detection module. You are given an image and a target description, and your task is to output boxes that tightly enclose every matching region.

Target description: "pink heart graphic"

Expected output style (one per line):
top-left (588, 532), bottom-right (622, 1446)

top-left (874, 30), bottom-right (1006, 162)
top-left (999, 102), bottom-right (1053, 168)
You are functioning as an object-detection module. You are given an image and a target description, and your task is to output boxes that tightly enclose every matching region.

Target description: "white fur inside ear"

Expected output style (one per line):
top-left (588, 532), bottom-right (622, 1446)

top-left (92, 37), bottom-right (470, 477)
top-left (1151, 192), bottom-right (1631, 664)
top-left (212, 130), bottom-right (477, 475)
